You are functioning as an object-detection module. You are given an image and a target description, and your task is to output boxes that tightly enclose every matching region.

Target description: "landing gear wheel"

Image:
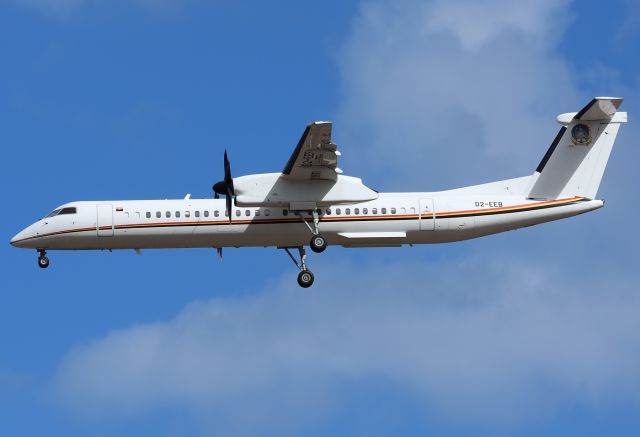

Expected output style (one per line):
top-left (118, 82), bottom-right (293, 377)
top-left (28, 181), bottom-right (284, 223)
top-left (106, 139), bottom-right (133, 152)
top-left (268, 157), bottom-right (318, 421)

top-left (310, 235), bottom-right (327, 253)
top-left (297, 270), bottom-right (314, 288)
top-left (38, 256), bottom-right (49, 269)
top-left (282, 247), bottom-right (315, 288)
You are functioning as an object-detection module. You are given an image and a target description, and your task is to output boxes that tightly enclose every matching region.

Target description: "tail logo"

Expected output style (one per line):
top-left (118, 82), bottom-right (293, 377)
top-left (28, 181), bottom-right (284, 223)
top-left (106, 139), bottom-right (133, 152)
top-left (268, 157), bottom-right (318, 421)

top-left (571, 123), bottom-right (592, 146)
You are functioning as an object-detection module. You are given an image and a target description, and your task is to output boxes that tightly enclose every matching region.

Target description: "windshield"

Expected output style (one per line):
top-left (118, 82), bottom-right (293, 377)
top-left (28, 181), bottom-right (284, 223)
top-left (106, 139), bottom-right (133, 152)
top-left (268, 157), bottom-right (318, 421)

top-left (45, 209), bottom-right (61, 218)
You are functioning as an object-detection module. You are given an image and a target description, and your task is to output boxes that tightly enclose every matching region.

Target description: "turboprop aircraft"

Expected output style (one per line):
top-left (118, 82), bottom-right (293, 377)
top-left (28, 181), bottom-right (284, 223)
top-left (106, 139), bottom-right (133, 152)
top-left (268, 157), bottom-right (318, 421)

top-left (10, 97), bottom-right (627, 287)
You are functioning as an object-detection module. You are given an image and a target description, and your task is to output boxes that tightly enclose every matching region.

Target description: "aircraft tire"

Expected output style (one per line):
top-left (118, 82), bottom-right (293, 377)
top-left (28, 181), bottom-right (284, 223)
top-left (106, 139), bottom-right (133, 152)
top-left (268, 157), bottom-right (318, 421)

top-left (38, 256), bottom-right (49, 269)
top-left (297, 270), bottom-right (314, 288)
top-left (310, 235), bottom-right (327, 253)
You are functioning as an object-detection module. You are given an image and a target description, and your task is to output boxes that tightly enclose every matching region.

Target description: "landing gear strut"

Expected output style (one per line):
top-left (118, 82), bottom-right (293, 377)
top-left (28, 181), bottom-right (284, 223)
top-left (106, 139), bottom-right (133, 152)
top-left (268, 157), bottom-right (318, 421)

top-left (282, 246), bottom-right (314, 288)
top-left (297, 210), bottom-right (328, 253)
top-left (37, 249), bottom-right (49, 269)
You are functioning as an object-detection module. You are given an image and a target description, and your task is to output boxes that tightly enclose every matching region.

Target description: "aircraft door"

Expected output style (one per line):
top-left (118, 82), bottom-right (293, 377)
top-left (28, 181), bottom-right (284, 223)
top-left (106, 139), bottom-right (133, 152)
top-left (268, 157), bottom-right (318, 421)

top-left (419, 198), bottom-right (435, 230)
top-left (97, 204), bottom-right (114, 236)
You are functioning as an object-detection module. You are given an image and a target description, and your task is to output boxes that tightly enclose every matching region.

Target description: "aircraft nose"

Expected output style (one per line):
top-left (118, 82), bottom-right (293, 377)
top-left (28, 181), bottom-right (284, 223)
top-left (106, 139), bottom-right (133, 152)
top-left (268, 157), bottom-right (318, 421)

top-left (10, 228), bottom-right (29, 247)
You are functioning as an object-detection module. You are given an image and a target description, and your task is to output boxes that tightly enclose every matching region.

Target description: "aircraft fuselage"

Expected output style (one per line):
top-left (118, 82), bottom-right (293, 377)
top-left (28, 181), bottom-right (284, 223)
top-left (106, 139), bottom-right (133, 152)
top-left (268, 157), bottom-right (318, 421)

top-left (10, 192), bottom-right (602, 251)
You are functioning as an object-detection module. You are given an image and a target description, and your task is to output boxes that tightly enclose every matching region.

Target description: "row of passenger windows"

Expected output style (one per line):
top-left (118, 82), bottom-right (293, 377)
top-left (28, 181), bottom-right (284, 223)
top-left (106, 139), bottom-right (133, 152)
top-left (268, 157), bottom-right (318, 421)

top-left (146, 210), bottom-right (239, 219)
top-left (143, 207), bottom-right (409, 220)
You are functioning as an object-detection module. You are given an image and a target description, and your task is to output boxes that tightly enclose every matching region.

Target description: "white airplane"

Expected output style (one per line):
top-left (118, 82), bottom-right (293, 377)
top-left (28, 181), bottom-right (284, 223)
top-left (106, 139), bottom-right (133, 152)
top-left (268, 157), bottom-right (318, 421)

top-left (11, 97), bottom-right (627, 287)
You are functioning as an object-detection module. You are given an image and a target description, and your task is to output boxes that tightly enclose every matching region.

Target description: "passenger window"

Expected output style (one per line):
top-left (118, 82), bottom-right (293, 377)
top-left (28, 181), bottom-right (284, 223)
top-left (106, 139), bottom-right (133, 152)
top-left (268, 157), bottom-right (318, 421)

top-left (265, 209), bottom-right (270, 216)
top-left (235, 210), bottom-right (241, 217)
top-left (156, 211), bottom-right (161, 218)
top-left (185, 211), bottom-right (190, 218)
top-left (410, 207), bottom-right (416, 214)
top-left (204, 211), bottom-right (209, 217)
top-left (195, 211), bottom-right (200, 218)
top-left (336, 208), bottom-right (341, 215)
top-left (146, 212), bottom-right (151, 218)
top-left (391, 208), bottom-right (396, 214)
top-left (166, 211), bottom-right (171, 218)
top-left (245, 210), bottom-right (250, 216)
top-left (283, 210), bottom-right (288, 216)
top-left (401, 207), bottom-right (406, 214)
top-left (326, 208), bottom-right (331, 215)
top-left (381, 208), bottom-right (387, 214)
top-left (176, 211), bottom-right (180, 218)
top-left (345, 208), bottom-right (351, 215)
top-left (255, 209), bottom-right (260, 216)
top-left (214, 211), bottom-right (219, 217)
top-left (363, 208), bottom-right (368, 215)
top-left (354, 208), bottom-right (359, 215)
top-left (372, 208), bottom-right (378, 214)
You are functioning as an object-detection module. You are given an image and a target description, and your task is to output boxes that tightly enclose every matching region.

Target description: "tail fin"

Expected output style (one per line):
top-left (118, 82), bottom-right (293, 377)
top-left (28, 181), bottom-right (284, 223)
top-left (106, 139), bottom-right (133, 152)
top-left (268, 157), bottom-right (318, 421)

top-left (527, 97), bottom-right (627, 200)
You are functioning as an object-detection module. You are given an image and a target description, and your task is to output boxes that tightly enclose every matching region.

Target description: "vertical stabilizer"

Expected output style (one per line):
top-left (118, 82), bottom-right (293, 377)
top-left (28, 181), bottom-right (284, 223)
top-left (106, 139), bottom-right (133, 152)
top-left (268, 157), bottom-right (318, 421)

top-left (527, 97), bottom-right (627, 200)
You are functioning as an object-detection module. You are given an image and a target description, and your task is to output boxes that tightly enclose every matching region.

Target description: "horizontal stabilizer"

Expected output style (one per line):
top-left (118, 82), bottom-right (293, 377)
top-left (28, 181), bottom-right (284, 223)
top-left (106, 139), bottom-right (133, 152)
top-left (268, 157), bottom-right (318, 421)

top-left (574, 97), bottom-right (623, 121)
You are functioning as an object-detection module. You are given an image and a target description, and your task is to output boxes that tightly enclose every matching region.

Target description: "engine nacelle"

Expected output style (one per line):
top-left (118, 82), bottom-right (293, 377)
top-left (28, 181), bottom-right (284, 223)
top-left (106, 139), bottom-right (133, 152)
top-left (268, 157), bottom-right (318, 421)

top-left (233, 173), bottom-right (378, 208)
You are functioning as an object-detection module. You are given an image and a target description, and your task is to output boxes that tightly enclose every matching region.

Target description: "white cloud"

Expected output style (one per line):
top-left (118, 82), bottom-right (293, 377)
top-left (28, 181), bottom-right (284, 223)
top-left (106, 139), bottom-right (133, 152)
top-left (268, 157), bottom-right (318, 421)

top-left (425, 0), bottom-right (569, 51)
top-left (54, 256), bottom-right (640, 430)
top-left (336, 0), bottom-right (580, 191)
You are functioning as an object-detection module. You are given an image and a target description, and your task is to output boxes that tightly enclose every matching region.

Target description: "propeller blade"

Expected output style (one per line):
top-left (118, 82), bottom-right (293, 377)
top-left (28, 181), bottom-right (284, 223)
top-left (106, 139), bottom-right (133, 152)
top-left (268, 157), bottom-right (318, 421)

top-left (224, 150), bottom-right (234, 195)
top-left (226, 194), bottom-right (232, 222)
top-left (223, 150), bottom-right (230, 179)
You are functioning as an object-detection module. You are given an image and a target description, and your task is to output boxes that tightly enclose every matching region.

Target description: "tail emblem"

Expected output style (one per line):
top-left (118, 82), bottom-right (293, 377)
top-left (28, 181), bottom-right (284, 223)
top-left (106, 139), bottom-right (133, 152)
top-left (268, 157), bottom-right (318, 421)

top-left (571, 123), bottom-right (592, 146)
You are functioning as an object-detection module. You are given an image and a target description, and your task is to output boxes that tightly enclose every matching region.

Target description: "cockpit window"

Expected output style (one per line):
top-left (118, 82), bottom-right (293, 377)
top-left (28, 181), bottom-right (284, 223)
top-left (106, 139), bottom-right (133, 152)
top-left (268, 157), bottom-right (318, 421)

top-left (45, 207), bottom-right (77, 218)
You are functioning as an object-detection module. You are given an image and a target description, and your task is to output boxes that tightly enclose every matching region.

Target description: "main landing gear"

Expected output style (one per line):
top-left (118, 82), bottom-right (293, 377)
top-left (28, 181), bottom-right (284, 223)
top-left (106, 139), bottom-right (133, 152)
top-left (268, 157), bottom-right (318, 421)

top-left (282, 247), bottom-right (314, 288)
top-left (297, 210), bottom-right (327, 253)
top-left (37, 249), bottom-right (49, 269)
top-left (281, 209), bottom-right (330, 287)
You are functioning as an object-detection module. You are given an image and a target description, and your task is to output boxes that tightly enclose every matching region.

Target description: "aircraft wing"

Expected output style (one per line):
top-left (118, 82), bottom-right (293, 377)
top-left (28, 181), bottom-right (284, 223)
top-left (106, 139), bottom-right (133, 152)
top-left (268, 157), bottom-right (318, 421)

top-left (282, 122), bottom-right (341, 181)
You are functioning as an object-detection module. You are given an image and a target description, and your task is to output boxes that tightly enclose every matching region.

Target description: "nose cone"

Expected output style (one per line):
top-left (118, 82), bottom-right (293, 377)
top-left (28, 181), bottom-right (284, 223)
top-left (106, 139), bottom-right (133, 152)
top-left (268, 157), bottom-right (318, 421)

top-left (10, 228), bottom-right (32, 248)
top-left (11, 231), bottom-right (23, 247)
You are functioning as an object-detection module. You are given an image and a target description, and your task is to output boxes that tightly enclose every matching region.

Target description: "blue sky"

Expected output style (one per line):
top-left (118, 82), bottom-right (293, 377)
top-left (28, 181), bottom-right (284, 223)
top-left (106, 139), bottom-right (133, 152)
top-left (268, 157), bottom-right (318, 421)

top-left (2, 0), bottom-right (640, 435)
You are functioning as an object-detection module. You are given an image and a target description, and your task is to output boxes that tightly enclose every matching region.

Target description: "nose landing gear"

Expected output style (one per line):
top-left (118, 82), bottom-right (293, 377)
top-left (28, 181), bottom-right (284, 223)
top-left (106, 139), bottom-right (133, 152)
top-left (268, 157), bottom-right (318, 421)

top-left (37, 249), bottom-right (49, 269)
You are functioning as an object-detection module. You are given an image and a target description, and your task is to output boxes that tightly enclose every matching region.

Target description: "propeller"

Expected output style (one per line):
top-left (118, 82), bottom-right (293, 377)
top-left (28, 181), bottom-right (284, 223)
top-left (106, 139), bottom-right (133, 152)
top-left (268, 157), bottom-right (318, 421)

top-left (212, 150), bottom-right (235, 221)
